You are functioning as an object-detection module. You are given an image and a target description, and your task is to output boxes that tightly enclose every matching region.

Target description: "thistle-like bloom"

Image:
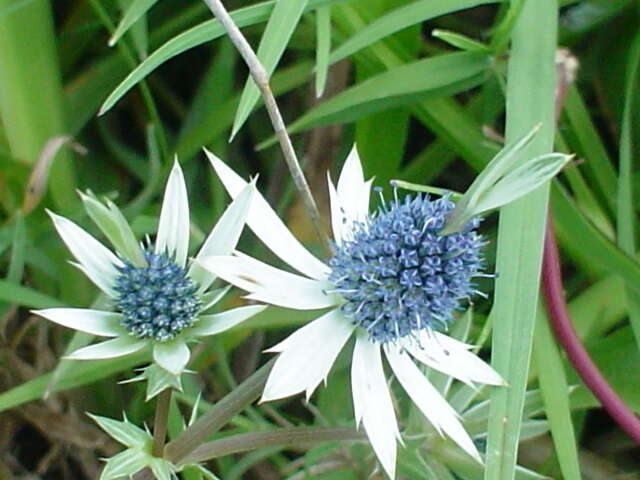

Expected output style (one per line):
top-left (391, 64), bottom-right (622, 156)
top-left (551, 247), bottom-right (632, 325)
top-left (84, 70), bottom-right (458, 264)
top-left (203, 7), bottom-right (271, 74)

top-left (35, 161), bottom-right (264, 379)
top-left (200, 148), bottom-right (504, 478)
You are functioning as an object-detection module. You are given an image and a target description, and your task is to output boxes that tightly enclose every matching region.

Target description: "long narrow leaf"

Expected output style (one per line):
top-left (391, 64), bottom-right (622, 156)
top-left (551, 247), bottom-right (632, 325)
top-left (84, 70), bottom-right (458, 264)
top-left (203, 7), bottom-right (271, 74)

top-left (259, 52), bottom-right (489, 148)
top-left (99, 0), bottom-right (342, 115)
top-left (533, 310), bottom-right (582, 480)
top-left (329, 0), bottom-right (499, 64)
top-left (314, 5), bottom-right (331, 97)
top-left (109, 0), bottom-right (158, 47)
top-left (484, 2), bottom-right (558, 479)
top-left (617, 31), bottom-right (640, 346)
top-left (231, 0), bottom-right (308, 138)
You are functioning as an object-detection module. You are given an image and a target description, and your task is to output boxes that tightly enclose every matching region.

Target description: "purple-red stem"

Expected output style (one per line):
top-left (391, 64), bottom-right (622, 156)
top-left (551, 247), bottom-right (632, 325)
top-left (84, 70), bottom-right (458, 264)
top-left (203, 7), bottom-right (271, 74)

top-left (542, 215), bottom-right (640, 444)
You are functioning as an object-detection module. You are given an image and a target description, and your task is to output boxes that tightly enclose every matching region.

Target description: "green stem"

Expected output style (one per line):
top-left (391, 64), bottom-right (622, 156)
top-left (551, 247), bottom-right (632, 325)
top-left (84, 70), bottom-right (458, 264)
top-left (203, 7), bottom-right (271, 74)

top-left (179, 427), bottom-right (364, 465)
top-left (152, 388), bottom-right (173, 457)
top-left (164, 359), bottom-right (275, 464)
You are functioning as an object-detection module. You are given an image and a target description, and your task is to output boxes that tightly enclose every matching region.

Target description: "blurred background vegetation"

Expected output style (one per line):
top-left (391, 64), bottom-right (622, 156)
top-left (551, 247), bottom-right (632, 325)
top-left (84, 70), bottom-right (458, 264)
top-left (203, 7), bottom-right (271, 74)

top-left (0, 0), bottom-right (639, 478)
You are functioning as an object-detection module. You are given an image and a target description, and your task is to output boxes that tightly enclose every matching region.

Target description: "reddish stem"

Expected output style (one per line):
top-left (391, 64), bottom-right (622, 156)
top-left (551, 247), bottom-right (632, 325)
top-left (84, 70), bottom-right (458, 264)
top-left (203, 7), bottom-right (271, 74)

top-left (542, 215), bottom-right (640, 444)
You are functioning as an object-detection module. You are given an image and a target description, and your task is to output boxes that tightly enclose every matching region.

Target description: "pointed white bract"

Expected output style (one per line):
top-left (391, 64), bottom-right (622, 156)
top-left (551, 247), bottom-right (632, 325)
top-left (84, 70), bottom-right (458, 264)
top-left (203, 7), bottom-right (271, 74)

top-left (34, 309), bottom-right (126, 337)
top-left (189, 305), bottom-right (267, 337)
top-left (49, 211), bottom-right (122, 296)
top-left (327, 173), bottom-right (348, 245)
top-left (153, 339), bottom-right (190, 376)
top-left (205, 149), bottom-right (329, 280)
top-left (37, 161), bottom-right (263, 389)
top-left (156, 160), bottom-right (190, 267)
top-left (198, 253), bottom-right (336, 310)
top-left (327, 147), bottom-right (373, 245)
top-left (66, 336), bottom-right (147, 360)
top-left (352, 334), bottom-right (399, 479)
top-left (201, 146), bottom-right (505, 478)
top-left (385, 345), bottom-right (481, 462)
top-left (189, 182), bottom-right (255, 291)
top-left (404, 333), bottom-right (504, 387)
top-left (336, 146), bottom-right (371, 228)
top-left (262, 309), bottom-right (355, 402)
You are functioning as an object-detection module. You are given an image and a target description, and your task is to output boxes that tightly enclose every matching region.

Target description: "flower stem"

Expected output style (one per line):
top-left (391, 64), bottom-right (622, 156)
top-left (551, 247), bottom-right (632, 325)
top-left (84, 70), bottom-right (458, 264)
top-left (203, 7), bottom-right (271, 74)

top-left (200, 0), bottom-right (329, 252)
top-left (542, 216), bottom-right (640, 444)
top-left (179, 427), bottom-right (364, 464)
top-left (152, 388), bottom-right (173, 457)
top-left (164, 358), bottom-right (275, 464)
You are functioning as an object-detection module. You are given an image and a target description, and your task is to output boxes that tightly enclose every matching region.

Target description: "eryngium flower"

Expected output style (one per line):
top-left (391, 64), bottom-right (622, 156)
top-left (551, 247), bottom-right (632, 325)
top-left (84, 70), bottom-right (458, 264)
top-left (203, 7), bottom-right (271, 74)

top-left (35, 161), bottom-right (264, 377)
top-left (329, 193), bottom-right (483, 344)
top-left (114, 249), bottom-right (201, 342)
top-left (200, 147), bottom-right (504, 479)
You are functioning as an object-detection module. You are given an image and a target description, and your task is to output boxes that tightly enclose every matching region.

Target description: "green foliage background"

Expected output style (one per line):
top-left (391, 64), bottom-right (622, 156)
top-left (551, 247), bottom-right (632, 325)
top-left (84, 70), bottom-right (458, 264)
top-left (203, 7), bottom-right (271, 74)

top-left (0, 0), bottom-right (639, 478)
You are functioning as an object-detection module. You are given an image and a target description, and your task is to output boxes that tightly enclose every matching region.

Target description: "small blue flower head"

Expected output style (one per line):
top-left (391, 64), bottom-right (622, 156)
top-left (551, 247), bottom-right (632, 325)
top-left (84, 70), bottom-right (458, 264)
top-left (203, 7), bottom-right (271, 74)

top-left (114, 249), bottom-right (201, 342)
top-left (35, 162), bottom-right (264, 383)
top-left (328, 191), bottom-right (484, 344)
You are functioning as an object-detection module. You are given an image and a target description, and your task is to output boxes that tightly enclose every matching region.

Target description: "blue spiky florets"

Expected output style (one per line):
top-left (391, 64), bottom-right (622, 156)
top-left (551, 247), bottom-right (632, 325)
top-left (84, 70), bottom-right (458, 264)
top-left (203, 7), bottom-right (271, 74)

top-left (328, 193), bottom-right (484, 344)
top-left (114, 250), bottom-right (201, 342)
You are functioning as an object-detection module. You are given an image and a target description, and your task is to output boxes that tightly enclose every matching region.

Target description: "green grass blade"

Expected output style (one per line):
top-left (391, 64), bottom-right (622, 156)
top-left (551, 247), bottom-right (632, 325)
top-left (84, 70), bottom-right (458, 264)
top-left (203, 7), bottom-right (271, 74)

top-left (568, 326), bottom-right (640, 412)
top-left (556, 132), bottom-right (613, 241)
top-left (329, 0), bottom-right (499, 65)
top-left (533, 309), bottom-right (582, 480)
top-left (617, 31), bottom-right (640, 346)
top-left (0, 0), bottom-right (76, 210)
top-left (0, 279), bottom-right (66, 308)
top-left (489, 0), bottom-right (526, 53)
top-left (230, 0), bottom-right (308, 138)
top-left (0, 352), bottom-right (148, 413)
top-left (175, 60), bottom-right (313, 160)
top-left (408, 96), bottom-right (498, 171)
top-left (484, 1), bottom-right (558, 479)
top-left (176, 40), bottom-right (237, 167)
top-left (314, 5), bottom-right (331, 97)
top-left (99, 0), bottom-right (340, 115)
top-left (329, 2), bottom-right (499, 169)
top-left (569, 276), bottom-right (626, 341)
top-left (0, 214), bottom-right (26, 331)
top-left (563, 85), bottom-right (618, 212)
top-left (7, 213), bottom-right (25, 283)
top-left (432, 29), bottom-right (491, 54)
top-left (552, 184), bottom-right (640, 294)
top-left (116, 0), bottom-right (149, 58)
top-left (109, 0), bottom-right (158, 47)
top-left (259, 52), bottom-right (489, 147)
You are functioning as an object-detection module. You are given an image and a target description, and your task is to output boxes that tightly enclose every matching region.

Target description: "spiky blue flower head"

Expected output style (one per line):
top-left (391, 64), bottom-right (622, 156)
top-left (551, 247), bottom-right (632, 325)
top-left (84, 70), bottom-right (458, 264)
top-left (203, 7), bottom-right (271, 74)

top-left (114, 249), bottom-right (201, 342)
top-left (328, 192), bottom-right (484, 344)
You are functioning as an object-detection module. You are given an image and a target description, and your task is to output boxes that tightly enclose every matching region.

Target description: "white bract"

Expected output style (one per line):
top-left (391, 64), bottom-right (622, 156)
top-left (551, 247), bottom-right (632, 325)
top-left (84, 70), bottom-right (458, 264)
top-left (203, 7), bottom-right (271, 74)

top-left (35, 161), bottom-right (265, 384)
top-left (200, 147), bottom-right (505, 479)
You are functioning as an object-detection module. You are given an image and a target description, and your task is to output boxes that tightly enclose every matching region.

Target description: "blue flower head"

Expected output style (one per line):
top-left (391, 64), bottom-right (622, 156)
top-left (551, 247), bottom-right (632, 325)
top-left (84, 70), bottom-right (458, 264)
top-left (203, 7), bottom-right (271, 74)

top-left (328, 191), bottom-right (484, 344)
top-left (114, 249), bottom-right (202, 342)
